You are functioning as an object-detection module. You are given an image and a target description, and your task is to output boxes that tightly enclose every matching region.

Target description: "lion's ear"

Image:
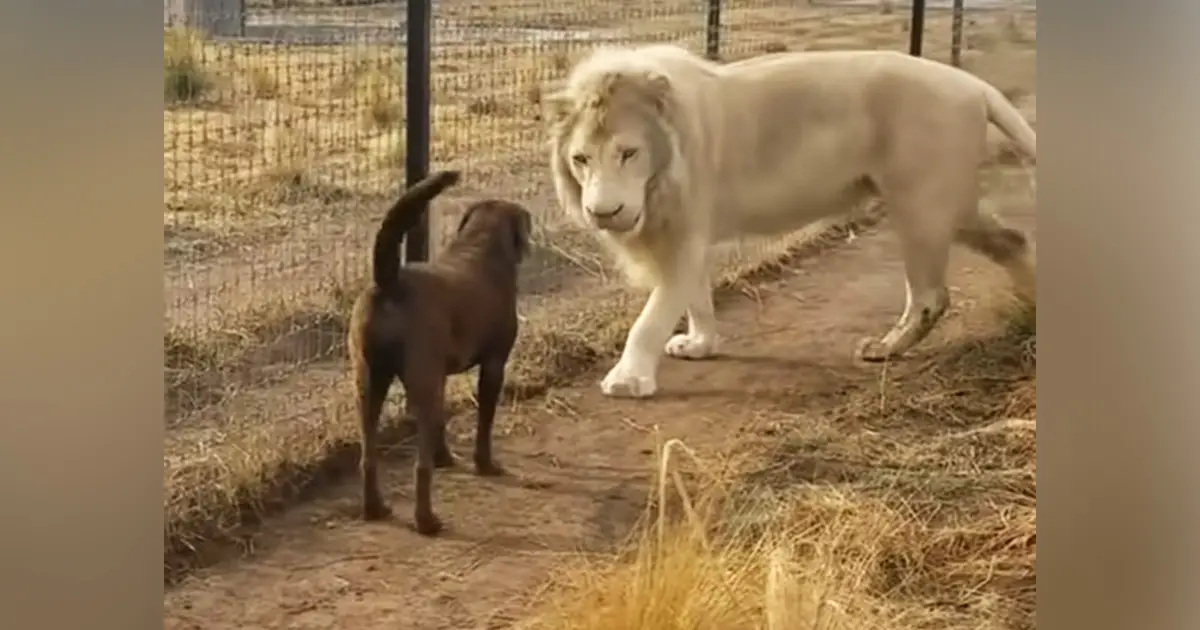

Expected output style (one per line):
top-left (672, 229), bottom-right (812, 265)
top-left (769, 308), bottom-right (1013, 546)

top-left (641, 71), bottom-right (672, 114)
top-left (541, 89), bottom-right (574, 126)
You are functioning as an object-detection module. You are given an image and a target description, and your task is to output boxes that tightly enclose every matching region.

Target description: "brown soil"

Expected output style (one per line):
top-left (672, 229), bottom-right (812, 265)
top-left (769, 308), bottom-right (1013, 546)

top-left (163, 169), bottom-right (1035, 628)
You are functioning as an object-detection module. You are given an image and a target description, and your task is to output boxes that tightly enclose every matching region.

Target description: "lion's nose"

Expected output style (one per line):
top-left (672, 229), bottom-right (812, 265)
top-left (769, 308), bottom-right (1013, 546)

top-left (587, 204), bottom-right (625, 218)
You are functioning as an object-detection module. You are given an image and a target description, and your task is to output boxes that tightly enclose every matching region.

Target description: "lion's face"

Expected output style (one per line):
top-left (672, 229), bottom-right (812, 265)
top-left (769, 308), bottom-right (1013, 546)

top-left (564, 112), bottom-right (658, 234)
top-left (547, 66), bottom-right (675, 236)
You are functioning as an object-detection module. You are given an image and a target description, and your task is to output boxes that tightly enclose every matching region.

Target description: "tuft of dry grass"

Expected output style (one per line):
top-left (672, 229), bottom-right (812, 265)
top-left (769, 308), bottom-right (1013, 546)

top-left (244, 64), bottom-right (281, 99)
top-left (164, 27), bottom-right (213, 104)
top-left (523, 312), bottom-right (1037, 630)
top-left (358, 68), bottom-right (403, 130)
top-left (1002, 10), bottom-right (1034, 44)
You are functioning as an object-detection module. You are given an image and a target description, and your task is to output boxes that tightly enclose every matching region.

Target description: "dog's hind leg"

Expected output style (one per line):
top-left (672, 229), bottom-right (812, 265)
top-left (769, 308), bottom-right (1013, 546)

top-left (409, 397), bottom-right (455, 469)
top-left (429, 394), bottom-right (456, 469)
top-left (954, 210), bottom-right (1036, 305)
top-left (356, 362), bottom-right (393, 521)
top-left (432, 423), bottom-right (456, 469)
top-left (404, 367), bottom-right (447, 536)
top-left (473, 355), bottom-right (509, 477)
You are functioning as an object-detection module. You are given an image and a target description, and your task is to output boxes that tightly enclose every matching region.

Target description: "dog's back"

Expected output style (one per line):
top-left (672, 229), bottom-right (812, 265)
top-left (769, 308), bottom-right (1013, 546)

top-left (349, 171), bottom-right (460, 373)
top-left (350, 175), bottom-right (529, 378)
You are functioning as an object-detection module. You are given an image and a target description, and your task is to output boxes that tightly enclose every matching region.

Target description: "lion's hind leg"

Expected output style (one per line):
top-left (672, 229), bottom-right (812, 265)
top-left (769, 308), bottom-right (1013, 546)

top-left (858, 187), bottom-right (957, 362)
top-left (858, 230), bottom-right (952, 362)
top-left (665, 268), bottom-right (719, 360)
top-left (954, 211), bottom-right (1036, 305)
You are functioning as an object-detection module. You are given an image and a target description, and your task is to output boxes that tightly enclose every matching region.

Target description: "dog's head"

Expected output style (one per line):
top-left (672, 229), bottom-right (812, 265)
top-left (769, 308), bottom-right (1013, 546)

top-left (455, 199), bottom-right (534, 263)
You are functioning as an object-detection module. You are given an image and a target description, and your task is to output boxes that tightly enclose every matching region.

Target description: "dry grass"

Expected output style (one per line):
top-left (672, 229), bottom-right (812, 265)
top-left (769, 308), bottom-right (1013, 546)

top-left (162, 6), bottom-right (1035, 217)
top-left (522, 312), bottom-right (1037, 630)
top-left (164, 27), bottom-right (214, 104)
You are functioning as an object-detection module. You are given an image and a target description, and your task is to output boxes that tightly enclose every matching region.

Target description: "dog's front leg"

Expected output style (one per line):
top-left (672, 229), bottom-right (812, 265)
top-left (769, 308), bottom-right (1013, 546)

top-left (601, 242), bottom-right (704, 398)
top-left (473, 356), bottom-right (509, 476)
top-left (406, 372), bottom-right (447, 536)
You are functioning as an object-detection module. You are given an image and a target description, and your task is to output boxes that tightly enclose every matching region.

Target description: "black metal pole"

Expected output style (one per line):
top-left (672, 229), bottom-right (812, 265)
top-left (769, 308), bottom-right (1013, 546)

top-left (705, 0), bottom-right (721, 60)
top-left (404, 0), bottom-right (432, 263)
top-left (950, 0), bottom-right (965, 66)
top-left (908, 0), bottom-right (926, 57)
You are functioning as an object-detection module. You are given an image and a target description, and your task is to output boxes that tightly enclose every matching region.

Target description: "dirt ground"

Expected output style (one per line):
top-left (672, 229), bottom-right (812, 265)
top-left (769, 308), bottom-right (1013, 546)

top-left (163, 169), bottom-right (1036, 628)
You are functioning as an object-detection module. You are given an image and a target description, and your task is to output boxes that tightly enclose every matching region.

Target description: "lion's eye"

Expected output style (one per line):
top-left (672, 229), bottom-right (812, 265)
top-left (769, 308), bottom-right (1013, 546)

top-left (619, 148), bottom-right (638, 163)
top-left (571, 154), bottom-right (589, 167)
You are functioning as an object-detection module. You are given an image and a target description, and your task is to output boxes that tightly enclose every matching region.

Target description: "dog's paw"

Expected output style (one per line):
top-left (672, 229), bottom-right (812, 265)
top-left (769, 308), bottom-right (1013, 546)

top-left (362, 501), bottom-right (393, 521)
top-left (434, 446), bottom-right (457, 469)
top-left (413, 511), bottom-right (444, 537)
top-left (474, 458), bottom-right (507, 477)
top-left (600, 361), bottom-right (658, 398)
top-left (665, 333), bottom-right (717, 360)
top-left (856, 337), bottom-right (895, 363)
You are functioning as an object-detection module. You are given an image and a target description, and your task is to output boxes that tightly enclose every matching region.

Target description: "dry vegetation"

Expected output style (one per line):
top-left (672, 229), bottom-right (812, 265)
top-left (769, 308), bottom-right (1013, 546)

top-left (162, 0), bottom-right (1037, 605)
top-left (523, 305), bottom-right (1036, 630)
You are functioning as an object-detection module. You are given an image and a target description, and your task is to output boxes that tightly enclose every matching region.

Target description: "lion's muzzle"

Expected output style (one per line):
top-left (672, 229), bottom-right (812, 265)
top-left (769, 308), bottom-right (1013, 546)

top-left (586, 203), bottom-right (625, 219)
top-left (587, 204), bottom-right (642, 233)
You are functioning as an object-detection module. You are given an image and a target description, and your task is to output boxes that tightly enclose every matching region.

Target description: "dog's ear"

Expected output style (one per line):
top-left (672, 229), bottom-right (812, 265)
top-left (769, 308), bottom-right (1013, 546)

top-left (511, 209), bottom-right (533, 261)
top-left (455, 205), bottom-right (477, 235)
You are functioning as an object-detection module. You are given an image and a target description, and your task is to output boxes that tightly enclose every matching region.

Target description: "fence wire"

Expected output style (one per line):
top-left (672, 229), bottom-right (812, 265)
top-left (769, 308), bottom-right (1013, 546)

top-left (163, 0), bottom-right (1035, 430)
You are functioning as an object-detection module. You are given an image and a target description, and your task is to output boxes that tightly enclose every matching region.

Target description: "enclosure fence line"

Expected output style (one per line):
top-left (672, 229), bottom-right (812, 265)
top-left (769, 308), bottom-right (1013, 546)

top-left (164, 0), bottom-right (1026, 431)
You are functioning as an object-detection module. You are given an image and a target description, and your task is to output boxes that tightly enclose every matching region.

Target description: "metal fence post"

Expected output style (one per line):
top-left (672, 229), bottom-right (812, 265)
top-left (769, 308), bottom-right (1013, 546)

top-left (705, 0), bottom-right (721, 60)
top-left (908, 0), bottom-right (926, 56)
top-left (950, 0), bottom-right (965, 66)
top-left (404, 0), bottom-right (433, 263)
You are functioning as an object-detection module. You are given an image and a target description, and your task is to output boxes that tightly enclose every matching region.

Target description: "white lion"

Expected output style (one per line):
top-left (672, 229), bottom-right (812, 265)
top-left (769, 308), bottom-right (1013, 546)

top-left (541, 44), bottom-right (1036, 399)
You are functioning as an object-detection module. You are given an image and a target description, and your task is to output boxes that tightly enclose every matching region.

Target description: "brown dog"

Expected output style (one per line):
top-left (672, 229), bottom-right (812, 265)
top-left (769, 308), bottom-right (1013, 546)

top-left (347, 170), bottom-right (533, 535)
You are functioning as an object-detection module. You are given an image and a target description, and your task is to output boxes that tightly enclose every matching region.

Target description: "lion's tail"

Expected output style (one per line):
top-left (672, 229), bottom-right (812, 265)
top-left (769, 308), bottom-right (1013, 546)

top-left (981, 82), bottom-right (1036, 161)
top-left (372, 170), bottom-right (462, 293)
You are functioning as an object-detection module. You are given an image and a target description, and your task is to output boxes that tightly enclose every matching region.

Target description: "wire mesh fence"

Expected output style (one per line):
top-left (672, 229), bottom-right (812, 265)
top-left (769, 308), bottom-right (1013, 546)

top-left (163, 0), bottom-right (1036, 431)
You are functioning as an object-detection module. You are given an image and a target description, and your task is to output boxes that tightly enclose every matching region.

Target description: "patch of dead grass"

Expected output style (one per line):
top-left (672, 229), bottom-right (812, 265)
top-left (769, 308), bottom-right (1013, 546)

top-left (243, 63), bottom-right (282, 99)
top-left (165, 277), bottom-right (360, 423)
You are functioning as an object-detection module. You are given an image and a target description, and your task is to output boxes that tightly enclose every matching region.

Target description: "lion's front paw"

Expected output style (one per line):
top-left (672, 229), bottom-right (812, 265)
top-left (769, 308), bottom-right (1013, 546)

top-left (665, 333), bottom-right (717, 360)
top-left (600, 361), bottom-right (658, 398)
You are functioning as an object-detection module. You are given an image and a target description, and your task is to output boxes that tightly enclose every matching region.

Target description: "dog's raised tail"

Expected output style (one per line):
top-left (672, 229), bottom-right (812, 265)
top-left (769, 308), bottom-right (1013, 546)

top-left (372, 170), bottom-right (462, 292)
